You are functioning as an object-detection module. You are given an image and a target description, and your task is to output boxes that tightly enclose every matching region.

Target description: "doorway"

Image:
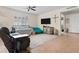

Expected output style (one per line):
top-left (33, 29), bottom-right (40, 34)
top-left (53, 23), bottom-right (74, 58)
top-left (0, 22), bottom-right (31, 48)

top-left (67, 14), bottom-right (79, 33)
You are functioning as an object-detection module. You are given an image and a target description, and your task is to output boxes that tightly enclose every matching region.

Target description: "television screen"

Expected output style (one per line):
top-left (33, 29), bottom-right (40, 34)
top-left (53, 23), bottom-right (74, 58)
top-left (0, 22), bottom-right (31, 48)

top-left (41, 18), bottom-right (51, 24)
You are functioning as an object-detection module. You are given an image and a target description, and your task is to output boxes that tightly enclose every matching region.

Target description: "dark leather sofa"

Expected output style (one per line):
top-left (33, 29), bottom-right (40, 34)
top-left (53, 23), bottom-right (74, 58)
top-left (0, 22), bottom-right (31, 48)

top-left (0, 27), bottom-right (30, 53)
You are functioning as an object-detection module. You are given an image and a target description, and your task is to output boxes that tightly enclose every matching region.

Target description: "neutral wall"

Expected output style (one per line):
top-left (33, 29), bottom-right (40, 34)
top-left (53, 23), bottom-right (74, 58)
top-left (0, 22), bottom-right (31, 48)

top-left (28, 13), bottom-right (38, 27)
top-left (0, 7), bottom-right (38, 30)
top-left (38, 10), bottom-right (61, 35)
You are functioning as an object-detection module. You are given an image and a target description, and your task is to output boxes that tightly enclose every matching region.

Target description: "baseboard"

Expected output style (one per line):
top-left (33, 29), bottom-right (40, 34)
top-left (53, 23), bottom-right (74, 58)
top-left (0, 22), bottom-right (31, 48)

top-left (69, 32), bottom-right (79, 34)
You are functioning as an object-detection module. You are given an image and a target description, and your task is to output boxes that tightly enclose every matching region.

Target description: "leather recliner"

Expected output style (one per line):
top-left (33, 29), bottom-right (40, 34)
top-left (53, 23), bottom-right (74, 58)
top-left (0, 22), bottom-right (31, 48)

top-left (0, 27), bottom-right (30, 53)
top-left (0, 27), bottom-right (14, 53)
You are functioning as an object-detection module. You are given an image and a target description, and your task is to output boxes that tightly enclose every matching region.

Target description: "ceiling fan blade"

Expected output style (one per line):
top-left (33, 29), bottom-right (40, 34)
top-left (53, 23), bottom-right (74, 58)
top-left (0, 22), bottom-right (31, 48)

top-left (31, 8), bottom-right (36, 11)
top-left (32, 6), bottom-right (36, 8)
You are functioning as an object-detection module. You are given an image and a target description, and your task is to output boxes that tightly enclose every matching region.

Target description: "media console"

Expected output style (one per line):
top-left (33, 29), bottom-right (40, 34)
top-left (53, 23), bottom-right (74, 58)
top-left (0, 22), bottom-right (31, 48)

top-left (43, 26), bottom-right (54, 34)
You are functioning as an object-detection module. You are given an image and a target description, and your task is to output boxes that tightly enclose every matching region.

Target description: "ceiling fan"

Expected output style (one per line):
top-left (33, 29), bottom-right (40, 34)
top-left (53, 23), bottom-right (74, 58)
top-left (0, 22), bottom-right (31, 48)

top-left (27, 6), bottom-right (36, 11)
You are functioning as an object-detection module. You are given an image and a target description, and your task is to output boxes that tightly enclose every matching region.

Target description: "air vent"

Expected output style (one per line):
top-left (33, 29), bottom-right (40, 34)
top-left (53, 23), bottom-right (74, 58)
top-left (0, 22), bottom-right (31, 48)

top-left (66, 6), bottom-right (77, 9)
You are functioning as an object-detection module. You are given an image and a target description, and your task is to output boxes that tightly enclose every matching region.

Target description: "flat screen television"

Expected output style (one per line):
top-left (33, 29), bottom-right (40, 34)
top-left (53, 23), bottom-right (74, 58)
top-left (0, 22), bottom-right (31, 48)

top-left (41, 18), bottom-right (51, 24)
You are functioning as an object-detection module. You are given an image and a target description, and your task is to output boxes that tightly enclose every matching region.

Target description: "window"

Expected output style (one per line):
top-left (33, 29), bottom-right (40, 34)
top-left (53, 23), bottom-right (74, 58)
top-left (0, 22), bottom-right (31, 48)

top-left (13, 16), bottom-right (28, 31)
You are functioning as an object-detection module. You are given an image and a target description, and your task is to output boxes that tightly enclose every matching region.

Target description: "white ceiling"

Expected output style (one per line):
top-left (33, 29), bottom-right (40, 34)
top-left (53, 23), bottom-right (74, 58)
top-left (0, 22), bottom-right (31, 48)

top-left (7, 6), bottom-right (66, 14)
top-left (61, 7), bottom-right (79, 15)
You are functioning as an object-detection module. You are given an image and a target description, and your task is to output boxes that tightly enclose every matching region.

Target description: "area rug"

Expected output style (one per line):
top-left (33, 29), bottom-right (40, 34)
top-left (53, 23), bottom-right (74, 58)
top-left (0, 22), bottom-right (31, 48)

top-left (30, 34), bottom-right (57, 48)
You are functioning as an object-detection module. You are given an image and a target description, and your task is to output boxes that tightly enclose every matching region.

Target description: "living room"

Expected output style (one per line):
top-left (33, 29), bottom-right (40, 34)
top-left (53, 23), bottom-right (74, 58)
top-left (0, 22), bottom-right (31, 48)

top-left (0, 6), bottom-right (66, 35)
top-left (0, 6), bottom-right (79, 53)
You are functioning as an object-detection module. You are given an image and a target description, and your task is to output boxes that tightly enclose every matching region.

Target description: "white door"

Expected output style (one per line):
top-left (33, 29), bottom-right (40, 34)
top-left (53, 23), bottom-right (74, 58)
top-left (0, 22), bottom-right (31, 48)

top-left (69, 14), bottom-right (79, 33)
